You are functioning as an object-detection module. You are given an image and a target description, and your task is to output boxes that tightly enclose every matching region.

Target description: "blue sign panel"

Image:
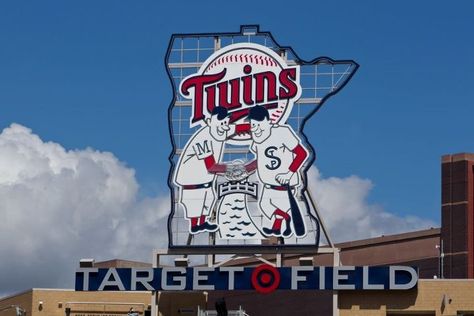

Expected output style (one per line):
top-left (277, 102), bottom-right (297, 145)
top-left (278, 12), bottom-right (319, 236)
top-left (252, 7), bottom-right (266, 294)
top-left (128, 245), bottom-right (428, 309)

top-left (76, 265), bottom-right (417, 294)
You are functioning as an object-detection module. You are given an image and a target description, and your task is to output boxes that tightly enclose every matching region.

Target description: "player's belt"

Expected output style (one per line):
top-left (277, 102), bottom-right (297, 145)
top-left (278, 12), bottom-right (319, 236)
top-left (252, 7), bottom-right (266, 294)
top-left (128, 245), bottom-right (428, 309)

top-left (265, 184), bottom-right (295, 191)
top-left (182, 182), bottom-right (213, 190)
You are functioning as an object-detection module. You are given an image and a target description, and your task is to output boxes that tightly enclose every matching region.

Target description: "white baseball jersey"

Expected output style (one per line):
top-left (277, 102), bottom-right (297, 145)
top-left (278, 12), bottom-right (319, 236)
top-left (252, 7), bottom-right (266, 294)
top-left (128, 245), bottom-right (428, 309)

top-left (250, 126), bottom-right (302, 187)
top-left (174, 126), bottom-right (225, 186)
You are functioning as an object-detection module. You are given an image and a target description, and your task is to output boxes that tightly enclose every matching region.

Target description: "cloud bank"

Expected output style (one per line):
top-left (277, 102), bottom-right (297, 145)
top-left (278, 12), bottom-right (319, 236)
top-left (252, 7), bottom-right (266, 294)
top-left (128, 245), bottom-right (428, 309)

top-left (0, 124), bottom-right (168, 296)
top-left (308, 168), bottom-right (436, 243)
top-left (0, 123), bottom-right (436, 296)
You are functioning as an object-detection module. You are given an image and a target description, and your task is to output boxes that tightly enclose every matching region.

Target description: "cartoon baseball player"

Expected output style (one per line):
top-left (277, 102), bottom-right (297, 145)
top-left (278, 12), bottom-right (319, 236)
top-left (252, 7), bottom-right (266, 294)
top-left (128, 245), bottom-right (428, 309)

top-left (173, 106), bottom-right (249, 234)
top-left (247, 105), bottom-right (309, 237)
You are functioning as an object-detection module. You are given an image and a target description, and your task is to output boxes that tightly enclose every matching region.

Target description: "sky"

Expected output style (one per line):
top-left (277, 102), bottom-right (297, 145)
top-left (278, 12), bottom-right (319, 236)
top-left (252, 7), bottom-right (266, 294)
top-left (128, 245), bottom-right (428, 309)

top-left (0, 0), bottom-right (473, 295)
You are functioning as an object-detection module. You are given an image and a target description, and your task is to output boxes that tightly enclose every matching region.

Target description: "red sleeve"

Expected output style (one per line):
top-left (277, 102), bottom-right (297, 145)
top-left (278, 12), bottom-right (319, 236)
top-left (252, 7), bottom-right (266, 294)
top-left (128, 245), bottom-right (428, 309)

top-left (288, 144), bottom-right (308, 173)
top-left (204, 155), bottom-right (227, 174)
top-left (244, 160), bottom-right (257, 172)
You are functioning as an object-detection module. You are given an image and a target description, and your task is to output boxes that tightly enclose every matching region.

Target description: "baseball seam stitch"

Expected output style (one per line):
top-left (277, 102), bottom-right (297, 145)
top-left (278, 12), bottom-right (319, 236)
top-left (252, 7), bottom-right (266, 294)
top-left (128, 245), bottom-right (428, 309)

top-left (207, 53), bottom-right (279, 70)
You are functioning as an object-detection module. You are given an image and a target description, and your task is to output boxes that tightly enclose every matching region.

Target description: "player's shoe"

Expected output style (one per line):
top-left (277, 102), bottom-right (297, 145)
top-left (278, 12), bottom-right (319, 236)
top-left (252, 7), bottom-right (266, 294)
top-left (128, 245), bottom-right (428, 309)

top-left (199, 222), bottom-right (219, 233)
top-left (262, 227), bottom-right (282, 237)
top-left (282, 218), bottom-right (292, 237)
top-left (190, 225), bottom-right (201, 234)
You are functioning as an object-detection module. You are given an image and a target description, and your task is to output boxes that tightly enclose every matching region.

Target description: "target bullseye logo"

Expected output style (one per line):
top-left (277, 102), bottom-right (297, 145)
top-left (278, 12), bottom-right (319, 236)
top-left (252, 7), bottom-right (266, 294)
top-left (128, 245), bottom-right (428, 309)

top-left (251, 264), bottom-right (281, 294)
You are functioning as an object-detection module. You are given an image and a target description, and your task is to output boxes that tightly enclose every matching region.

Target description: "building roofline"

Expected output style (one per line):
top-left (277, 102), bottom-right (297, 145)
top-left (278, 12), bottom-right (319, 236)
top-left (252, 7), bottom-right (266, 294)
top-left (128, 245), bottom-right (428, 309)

top-left (0, 289), bottom-right (33, 301)
top-left (94, 258), bottom-right (152, 268)
top-left (442, 152), bottom-right (474, 163)
top-left (336, 227), bottom-right (440, 250)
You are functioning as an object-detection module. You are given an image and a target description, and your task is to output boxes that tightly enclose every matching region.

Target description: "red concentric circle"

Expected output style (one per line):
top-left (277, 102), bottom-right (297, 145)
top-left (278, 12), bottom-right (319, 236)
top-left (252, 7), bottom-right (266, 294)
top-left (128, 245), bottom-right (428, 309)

top-left (251, 264), bottom-right (280, 294)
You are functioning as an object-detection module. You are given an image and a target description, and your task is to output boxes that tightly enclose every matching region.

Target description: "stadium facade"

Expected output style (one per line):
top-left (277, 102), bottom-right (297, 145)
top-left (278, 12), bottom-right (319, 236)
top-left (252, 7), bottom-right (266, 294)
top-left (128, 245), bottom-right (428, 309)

top-left (2, 152), bottom-right (474, 316)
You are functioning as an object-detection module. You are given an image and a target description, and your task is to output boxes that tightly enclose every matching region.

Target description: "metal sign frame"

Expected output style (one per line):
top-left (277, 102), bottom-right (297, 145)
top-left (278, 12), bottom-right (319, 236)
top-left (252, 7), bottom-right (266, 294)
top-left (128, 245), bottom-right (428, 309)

top-left (165, 25), bottom-right (358, 252)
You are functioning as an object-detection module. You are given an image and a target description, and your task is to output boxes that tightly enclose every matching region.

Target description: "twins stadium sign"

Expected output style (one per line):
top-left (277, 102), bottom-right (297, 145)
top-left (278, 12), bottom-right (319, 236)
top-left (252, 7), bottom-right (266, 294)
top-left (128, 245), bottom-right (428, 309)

top-left (75, 26), bottom-right (420, 294)
top-left (167, 26), bottom-right (359, 248)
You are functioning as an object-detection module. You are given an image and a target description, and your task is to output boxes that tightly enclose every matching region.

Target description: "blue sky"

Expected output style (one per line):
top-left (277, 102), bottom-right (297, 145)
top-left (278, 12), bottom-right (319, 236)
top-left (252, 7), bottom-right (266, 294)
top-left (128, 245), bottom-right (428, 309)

top-left (2, 0), bottom-right (474, 294)
top-left (1, 0), bottom-right (474, 228)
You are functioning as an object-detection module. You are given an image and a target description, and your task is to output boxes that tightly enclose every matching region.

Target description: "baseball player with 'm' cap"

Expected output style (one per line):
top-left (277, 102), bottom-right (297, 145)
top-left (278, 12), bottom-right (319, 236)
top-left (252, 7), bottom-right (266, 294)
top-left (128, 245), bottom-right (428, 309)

top-left (174, 106), bottom-right (250, 234)
top-left (247, 105), bottom-right (309, 237)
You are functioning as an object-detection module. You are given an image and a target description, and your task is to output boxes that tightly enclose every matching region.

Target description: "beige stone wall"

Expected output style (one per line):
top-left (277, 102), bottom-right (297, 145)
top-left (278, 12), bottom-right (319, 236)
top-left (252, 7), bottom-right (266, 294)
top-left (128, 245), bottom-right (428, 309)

top-left (0, 290), bottom-right (32, 316)
top-left (339, 279), bottom-right (474, 316)
top-left (37, 290), bottom-right (151, 316)
top-left (1, 289), bottom-right (207, 316)
top-left (1, 289), bottom-right (151, 316)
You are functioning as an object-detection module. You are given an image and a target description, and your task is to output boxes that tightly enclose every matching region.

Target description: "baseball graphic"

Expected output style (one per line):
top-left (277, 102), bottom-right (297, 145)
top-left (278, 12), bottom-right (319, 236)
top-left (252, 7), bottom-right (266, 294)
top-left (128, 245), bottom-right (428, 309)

top-left (174, 42), bottom-right (309, 239)
top-left (180, 42), bottom-right (302, 145)
top-left (167, 27), bottom-right (358, 249)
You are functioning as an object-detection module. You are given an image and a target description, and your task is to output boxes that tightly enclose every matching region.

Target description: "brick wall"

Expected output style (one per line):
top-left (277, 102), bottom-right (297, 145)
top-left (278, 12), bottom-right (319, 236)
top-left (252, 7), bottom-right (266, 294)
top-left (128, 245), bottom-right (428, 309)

top-left (441, 153), bottom-right (474, 278)
top-left (339, 279), bottom-right (474, 316)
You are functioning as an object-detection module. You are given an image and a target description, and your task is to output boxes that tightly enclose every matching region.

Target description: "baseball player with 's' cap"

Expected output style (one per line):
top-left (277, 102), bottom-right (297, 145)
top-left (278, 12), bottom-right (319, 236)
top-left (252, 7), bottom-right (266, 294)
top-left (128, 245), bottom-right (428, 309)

top-left (174, 106), bottom-right (249, 234)
top-left (246, 105), bottom-right (309, 237)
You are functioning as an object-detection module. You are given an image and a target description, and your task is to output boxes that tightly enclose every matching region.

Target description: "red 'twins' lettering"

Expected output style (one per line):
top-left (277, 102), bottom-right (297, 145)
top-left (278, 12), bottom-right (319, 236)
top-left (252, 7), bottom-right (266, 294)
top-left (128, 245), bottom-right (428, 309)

top-left (180, 65), bottom-right (299, 125)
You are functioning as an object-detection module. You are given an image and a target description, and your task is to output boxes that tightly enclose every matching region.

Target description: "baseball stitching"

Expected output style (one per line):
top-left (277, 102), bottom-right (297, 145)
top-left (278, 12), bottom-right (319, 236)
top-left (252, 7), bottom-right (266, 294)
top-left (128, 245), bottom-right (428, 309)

top-left (204, 50), bottom-right (288, 127)
top-left (207, 53), bottom-right (279, 70)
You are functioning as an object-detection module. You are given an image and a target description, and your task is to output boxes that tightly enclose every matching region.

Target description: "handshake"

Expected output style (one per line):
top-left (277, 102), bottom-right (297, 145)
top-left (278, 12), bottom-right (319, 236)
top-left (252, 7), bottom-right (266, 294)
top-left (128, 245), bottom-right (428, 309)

top-left (225, 159), bottom-right (253, 182)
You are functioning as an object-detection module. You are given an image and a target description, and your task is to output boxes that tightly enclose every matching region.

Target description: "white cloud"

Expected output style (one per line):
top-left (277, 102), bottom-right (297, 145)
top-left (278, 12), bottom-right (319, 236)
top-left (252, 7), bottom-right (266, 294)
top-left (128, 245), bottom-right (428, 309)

top-left (308, 168), bottom-right (437, 243)
top-left (0, 124), bottom-right (169, 296)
